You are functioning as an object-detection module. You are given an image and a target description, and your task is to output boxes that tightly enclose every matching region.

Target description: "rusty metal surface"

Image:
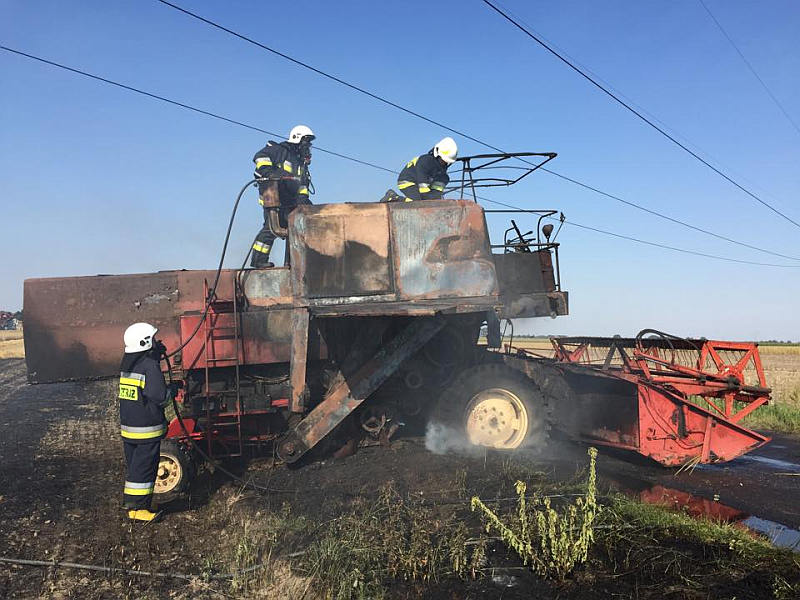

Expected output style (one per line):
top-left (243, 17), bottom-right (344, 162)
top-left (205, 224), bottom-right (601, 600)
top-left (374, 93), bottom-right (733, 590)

top-left (289, 203), bottom-right (393, 299)
top-left (24, 272), bottom-right (182, 382)
top-left (390, 201), bottom-right (498, 300)
top-left (289, 308), bottom-right (310, 413)
top-left (289, 200), bottom-right (500, 305)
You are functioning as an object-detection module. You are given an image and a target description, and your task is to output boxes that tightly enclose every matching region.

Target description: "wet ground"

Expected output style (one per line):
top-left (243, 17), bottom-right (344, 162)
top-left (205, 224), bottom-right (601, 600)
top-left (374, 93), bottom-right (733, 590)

top-left (0, 357), bottom-right (798, 598)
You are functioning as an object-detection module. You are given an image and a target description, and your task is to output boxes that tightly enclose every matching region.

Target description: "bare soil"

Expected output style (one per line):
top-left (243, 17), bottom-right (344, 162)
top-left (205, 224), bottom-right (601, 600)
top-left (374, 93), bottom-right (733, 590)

top-left (0, 357), bottom-right (798, 599)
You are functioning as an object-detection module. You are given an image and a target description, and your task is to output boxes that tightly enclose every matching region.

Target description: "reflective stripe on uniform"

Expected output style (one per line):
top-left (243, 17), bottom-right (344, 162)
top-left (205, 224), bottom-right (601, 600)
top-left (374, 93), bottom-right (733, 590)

top-left (255, 157), bottom-right (273, 169)
top-left (282, 160), bottom-right (294, 173)
top-left (397, 181), bottom-right (415, 190)
top-left (120, 424), bottom-right (166, 440)
top-left (298, 187), bottom-right (309, 195)
top-left (431, 182), bottom-right (445, 192)
top-left (258, 196), bottom-right (265, 206)
top-left (252, 241), bottom-right (271, 254)
top-left (404, 198), bottom-right (414, 202)
top-left (418, 185), bottom-right (431, 194)
top-left (119, 372), bottom-right (146, 388)
top-left (406, 156), bottom-right (419, 168)
top-left (124, 480), bottom-right (155, 495)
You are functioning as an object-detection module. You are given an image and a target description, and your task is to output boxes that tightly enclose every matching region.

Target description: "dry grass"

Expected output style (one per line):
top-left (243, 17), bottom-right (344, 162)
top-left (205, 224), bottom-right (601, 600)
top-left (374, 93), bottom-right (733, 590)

top-left (0, 333), bottom-right (24, 359)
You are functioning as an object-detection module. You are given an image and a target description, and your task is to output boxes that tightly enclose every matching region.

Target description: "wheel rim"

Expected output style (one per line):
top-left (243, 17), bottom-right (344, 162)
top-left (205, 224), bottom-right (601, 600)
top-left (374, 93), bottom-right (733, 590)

top-left (465, 388), bottom-right (529, 449)
top-left (155, 454), bottom-right (183, 494)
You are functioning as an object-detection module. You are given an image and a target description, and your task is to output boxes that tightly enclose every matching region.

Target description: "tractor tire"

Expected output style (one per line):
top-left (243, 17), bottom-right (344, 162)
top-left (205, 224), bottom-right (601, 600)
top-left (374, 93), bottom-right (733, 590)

top-left (430, 363), bottom-right (550, 452)
top-left (155, 439), bottom-right (195, 495)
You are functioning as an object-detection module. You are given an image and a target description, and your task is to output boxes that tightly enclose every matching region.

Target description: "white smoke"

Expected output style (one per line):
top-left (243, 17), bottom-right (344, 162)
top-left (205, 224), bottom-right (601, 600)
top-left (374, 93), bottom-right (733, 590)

top-left (424, 421), bottom-right (482, 456)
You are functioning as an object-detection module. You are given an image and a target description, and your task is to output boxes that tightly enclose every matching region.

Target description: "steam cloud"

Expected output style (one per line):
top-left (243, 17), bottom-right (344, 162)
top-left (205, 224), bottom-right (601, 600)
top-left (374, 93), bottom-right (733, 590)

top-left (424, 421), bottom-right (482, 456)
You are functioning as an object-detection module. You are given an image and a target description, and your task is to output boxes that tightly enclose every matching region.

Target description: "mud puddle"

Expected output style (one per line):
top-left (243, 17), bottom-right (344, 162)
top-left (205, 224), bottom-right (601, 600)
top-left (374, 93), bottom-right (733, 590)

top-left (737, 454), bottom-right (800, 472)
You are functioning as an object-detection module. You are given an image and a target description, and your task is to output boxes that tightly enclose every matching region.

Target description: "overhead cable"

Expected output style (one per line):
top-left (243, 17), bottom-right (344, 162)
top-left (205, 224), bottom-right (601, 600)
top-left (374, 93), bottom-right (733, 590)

top-left (699, 0), bottom-right (800, 136)
top-left (1, 44), bottom-right (796, 268)
top-left (481, 0), bottom-right (800, 228)
top-left (153, 1), bottom-right (800, 252)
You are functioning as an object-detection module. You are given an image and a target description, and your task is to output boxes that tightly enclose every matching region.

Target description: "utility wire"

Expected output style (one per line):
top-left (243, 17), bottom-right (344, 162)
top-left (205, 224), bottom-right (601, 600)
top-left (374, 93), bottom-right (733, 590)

top-left (0, 46), bottom-right (393, 176)
top-left (488, 0), bottom-right (789, 210)
top-left (152, 1), bottom-right (800, 257)
top-left (699, 0), bottom-right (800, 136)
top-left (1, 44), bottom-right (796, 268)
top-left (481, 0), bottom-right (800, 229)
top-left (476, 196), bottom-right (799, 268)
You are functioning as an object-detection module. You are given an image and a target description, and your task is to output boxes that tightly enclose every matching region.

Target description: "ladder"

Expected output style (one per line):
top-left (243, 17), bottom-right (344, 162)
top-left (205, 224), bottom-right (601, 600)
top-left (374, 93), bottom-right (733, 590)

top-left (201, 277), bottom-right (244, 458)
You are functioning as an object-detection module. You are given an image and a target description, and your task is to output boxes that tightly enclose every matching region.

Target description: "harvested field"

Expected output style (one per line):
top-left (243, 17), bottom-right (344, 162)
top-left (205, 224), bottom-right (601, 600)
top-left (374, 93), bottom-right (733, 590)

top-left (0, 358), bottom-right (798, 599)
top-left (0, 330), bottom-right (24, 359)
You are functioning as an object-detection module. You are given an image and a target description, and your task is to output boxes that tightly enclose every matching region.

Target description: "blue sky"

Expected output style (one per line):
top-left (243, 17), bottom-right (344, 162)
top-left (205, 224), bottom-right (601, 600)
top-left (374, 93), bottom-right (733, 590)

top-left (2, 1), bottom-right (798, 340)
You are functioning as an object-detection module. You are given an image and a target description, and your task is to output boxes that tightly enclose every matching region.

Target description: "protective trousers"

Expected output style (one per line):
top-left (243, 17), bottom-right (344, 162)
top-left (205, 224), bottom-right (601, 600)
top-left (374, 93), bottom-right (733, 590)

top-left (123, 440), bottom-right (161, 510)
top-left (250, 205), bottom-right (285, 268)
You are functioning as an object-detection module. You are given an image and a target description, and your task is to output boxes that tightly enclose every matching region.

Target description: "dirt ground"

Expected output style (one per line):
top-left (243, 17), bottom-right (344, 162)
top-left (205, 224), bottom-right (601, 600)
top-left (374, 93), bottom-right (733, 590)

top-left (1, 357), bottom-right (799, 599)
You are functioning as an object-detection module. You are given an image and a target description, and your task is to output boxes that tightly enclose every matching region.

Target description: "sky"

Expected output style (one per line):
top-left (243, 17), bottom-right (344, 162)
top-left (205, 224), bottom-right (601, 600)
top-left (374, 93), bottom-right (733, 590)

top-left (1, 1), bottom-right (799, 340)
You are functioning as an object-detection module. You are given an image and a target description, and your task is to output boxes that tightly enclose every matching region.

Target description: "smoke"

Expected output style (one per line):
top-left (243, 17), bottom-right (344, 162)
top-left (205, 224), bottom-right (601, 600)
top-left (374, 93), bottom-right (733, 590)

top-left (424, 421), bottom-right (482, 456)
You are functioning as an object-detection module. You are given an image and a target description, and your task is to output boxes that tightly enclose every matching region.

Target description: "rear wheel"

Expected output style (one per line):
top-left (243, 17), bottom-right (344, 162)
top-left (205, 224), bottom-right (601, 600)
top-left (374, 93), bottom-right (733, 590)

top-left (155, 439), bottom-right (195, 494)
top-left (431, 364), bottom-right (550, 452)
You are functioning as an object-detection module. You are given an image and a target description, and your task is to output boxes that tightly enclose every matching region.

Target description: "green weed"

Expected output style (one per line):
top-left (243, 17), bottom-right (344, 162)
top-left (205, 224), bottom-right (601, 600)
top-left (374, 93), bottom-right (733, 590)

top-left (471, 447), bottom-right (599, 580)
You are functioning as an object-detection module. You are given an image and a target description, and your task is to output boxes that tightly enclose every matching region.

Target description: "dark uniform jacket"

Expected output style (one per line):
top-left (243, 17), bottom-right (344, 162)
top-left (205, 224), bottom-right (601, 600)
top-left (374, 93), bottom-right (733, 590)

top-left (118, 352), bottom-right (168, 444)
top-left (253, 141), bottom-right (311, 208)
top-left (397, 151), bottom-right (450, 200)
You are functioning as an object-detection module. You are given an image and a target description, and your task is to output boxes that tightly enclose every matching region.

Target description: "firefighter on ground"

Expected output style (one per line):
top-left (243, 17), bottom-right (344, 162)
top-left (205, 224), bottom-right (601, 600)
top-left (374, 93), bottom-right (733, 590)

top-left (396, 137), bottom-right (458, 201)
top-left (250, 125), bottom-right (315, 268)
top-left (118, 322), bottom-right (181, 522)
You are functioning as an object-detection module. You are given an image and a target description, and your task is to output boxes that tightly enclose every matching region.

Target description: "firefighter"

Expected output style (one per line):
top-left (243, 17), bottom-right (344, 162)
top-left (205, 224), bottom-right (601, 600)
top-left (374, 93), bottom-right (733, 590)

top-left (250, 125), bottom-right (315, 267)
top-left (396, 137), bottom-right (458, 201)
top-left (118, 322), bottom-right (180, 522)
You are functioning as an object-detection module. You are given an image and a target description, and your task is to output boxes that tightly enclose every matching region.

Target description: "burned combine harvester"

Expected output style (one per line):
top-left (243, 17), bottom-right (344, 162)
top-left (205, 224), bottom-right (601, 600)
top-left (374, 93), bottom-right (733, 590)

top-left (23, 152), bottom-right (771, 493)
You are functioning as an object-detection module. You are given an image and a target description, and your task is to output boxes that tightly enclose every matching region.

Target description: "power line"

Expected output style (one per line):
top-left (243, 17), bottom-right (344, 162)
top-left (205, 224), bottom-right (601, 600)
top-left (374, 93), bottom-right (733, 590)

top-left (477, 196), bottom-right (798, 268)
top-left (481, 0), bottom-right (800, 229)
top-left (0, 46), bottom-right (394, 176)
top-left (489, 0), bottom-right (790, 210)
top-left (699, 0), bottom-right (800, 136)
top-left (154, 0), bottom-right (800, 259)
top-left (1, 44), bottom-right (797, 269)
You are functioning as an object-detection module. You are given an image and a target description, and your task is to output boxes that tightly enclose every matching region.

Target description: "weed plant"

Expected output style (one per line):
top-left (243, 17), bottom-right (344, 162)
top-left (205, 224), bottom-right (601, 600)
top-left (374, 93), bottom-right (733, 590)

top-left (471, 446), bottom-right (599, 580)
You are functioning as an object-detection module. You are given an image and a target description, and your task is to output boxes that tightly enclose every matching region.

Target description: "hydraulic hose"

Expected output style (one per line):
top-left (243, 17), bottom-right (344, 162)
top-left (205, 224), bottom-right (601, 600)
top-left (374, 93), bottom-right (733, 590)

top-left (166, 178), bottom-right (257, 359)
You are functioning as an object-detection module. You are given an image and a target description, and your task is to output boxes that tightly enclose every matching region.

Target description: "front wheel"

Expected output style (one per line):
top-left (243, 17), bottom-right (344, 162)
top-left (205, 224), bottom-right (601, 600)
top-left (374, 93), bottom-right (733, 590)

top-left (155, 439), bottom-right (195, 494)
top-left (431, 364), bottom-right (550, 452)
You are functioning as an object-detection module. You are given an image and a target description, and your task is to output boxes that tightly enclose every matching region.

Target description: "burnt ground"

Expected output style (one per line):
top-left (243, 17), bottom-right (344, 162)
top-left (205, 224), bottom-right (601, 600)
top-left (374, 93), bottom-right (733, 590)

top-left (0, 356), bottom-right (799, 599)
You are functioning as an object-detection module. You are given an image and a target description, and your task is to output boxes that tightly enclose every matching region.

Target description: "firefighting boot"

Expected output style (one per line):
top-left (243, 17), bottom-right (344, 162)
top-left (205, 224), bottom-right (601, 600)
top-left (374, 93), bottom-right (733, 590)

top-left (250, 241), bottom-right (274, 269)
top-left (128, 508), bottom-right (163, 523)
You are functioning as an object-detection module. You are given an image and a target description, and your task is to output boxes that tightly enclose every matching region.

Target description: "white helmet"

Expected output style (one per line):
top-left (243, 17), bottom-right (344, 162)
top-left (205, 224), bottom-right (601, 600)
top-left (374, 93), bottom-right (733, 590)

top-left (124, 322), bottom-right (158, 354)
top-left (433, 137), bottom-right (458, 165)
top-left (288, 125), bottom-right (315, 144)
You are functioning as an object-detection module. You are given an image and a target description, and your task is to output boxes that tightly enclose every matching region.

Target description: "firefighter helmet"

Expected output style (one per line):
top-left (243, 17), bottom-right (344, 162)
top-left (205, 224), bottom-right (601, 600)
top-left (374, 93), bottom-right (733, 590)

top-left (288, 125), bottom-right (315, 144)
top-left (124, 322), bottom-right (158, 354)
top-left (433, 137), bottom-right (458, 165)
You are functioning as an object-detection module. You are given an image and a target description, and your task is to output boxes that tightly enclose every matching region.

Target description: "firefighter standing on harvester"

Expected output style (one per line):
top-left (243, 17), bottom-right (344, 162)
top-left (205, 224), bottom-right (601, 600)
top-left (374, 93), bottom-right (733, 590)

top-left (396, 137), bottom-right (458, 201)
top-left (250, 125), bottom-right (315, 268)
top-left (118, 322), bottom-right (180, 523)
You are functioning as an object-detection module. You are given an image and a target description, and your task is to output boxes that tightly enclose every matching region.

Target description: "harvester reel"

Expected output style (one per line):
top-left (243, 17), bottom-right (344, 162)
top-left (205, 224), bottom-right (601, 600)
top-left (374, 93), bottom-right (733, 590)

top-left (431, 363), bottom-right (550, 452)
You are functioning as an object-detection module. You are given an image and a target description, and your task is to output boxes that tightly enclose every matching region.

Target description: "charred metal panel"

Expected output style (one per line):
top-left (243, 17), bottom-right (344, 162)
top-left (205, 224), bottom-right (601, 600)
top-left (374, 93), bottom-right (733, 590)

top-left (24, 272), bottom-right (182, 382)
top-left (493, 251), bottom-right (555, 295)
top-left (289, 203), bottom-right (393, 299)
top-left (498, 291), bottom-right (568, 320)
top-left (240, 268), bottom-right (293, 307)
top-left (180, 309), bottom-right (294, 370)
top-left (390, 201), bottom-right (498, 300)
